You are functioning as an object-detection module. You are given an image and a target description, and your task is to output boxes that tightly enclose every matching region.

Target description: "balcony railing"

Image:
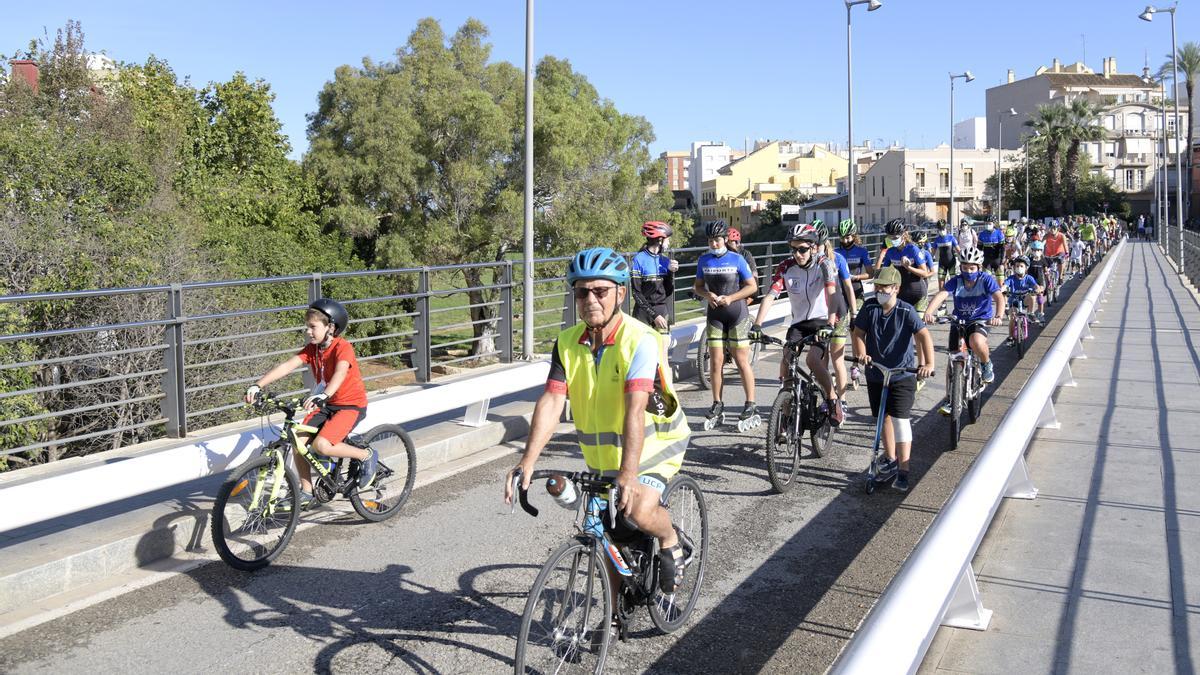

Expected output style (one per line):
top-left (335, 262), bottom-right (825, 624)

top-left (910, 186), bottom-right (977, 199)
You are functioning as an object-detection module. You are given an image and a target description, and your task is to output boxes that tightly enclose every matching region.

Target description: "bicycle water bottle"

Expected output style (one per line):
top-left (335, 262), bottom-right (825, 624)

top-left (546, 474), bottom-right (578, 509)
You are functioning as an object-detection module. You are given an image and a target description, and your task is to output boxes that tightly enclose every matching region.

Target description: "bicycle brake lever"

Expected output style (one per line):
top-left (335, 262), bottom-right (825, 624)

top-left (608, 485), bottom-right (620, 529)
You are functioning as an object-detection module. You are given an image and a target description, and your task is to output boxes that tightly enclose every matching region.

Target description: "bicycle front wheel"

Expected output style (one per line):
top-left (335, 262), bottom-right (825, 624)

top-left (696, 343), bottom-right (711, 390)
top-left (949, 361), bottom-right (964, 450)
top-left (349, 424), bottom-right (417, 522)
top-left (649, 475), bottom-right (709, 633)
top-left (211, 453), bottom-right (299, 571)
top-left (968, 364), bottom-right (983, 423)
top-left (765, 389), bottom-right (800, 493)
top-left (515, 540), bottom-right (612, 675)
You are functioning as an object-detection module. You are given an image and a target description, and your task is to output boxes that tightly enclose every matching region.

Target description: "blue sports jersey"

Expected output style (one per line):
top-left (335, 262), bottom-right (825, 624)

top-left (882, 243), bottom-right (925, 268)
top-left (977, 228), bottom-right (1005, 247)
top-left (695, 250), bottom-right (752, 296)
top-left (837, 245), bottom-right (871, 274)
top-left (945, 273), bottom-right (1001, 321)
top-left (918, 248), bottom-right (934, 268)
top-left (1005, 274), bottom-right (1040, 296)
top-left (833, 251), bottom-right (851, 280)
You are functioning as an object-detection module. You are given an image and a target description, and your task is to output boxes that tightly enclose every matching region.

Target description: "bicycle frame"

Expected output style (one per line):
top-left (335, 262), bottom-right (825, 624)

top-left (245, 395), bottom-right (346, 511)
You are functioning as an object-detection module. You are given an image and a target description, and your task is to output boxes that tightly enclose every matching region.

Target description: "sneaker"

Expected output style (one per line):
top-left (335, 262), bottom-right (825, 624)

top-left (893, 472), bottom-right (910, 492)
top-left (827, 399), bottom-right (845, 427)
top-left (658, 541), bottom-right (691, 594)
top-left (358, 448), bottom-right (379, 489)
top-left (277, 489), bottom-right (313, 513)
top-left (982, 361), bottom-right (995, 384)
top-left (876, 457), bottom-right (898, 476)
top-left (938, 401), bottom-right (952, 416)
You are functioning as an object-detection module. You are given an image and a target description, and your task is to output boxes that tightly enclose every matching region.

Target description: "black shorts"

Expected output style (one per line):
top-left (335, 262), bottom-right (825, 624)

top-left (948, 321), bottom-right (989, 351)
top-left (786, 318), bottom-right (829, 352)
top-left (867, 376), bottom-right (916, 419)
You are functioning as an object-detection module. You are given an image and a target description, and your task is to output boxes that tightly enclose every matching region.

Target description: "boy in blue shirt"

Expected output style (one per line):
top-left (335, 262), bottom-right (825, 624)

top-left (1003, 255), bottom-right (1042, 337)
top-left (923, 249), bottom-right (1006, 410)
top-left (852, 266), bottom-right (935, 491)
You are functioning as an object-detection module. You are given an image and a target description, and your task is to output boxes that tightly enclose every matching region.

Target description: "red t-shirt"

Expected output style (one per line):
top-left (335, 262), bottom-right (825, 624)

top-left (297, 336), bottom-right (368, 407)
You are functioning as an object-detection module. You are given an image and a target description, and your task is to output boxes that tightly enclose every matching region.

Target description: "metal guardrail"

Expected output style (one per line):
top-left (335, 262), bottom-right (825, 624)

top-left (832, 239), bottom-right (1127, 674)
top-left (0, 231), bottom-right (901, 463)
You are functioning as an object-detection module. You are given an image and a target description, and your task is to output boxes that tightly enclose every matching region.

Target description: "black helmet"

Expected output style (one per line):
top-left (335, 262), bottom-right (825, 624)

top-left (1012, 255), bottom-right (1030, 268)
top-left (705, 220), bottom-right (729, 239)
top-left (309, 298), bottom-right (349, 336)
top-left (885, 218), bottom-right (907, 236)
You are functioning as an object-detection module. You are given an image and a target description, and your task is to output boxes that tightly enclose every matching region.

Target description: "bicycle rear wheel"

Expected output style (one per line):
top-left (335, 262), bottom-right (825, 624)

top-left (1015, 318), bottom-right (1026, 358)
top-left (765, 389), bottom-right (800, 493)
top-left (211, 453), bottom-right (299, 571)
top-left (515, 540), bottom-right (612, 674)
top-left (696, 343), bottom-right (711, 390)
top-left (649, 475), bottom-right (709, 633)
top-left (349, 424), bottom-right (417, 522)
top-left (968, 364), bottom-right (983, 423)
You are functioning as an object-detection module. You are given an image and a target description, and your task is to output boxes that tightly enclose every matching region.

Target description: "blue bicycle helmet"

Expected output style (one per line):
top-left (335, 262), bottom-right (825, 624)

top-left (567, 247), bottom-right (630, 285)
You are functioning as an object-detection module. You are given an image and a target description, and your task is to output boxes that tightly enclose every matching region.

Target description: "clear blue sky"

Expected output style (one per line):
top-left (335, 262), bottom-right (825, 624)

top-left (3, 1), bottom-right (1197, 159)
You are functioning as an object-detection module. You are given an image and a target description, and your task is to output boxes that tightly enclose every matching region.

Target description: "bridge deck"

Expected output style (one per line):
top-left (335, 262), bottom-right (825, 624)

top-left (922, 242), bottom-right (1200, 674)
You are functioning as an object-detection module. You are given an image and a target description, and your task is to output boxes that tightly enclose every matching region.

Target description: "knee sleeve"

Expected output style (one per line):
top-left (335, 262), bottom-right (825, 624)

top-left (891, 417), bottom-right (912, 443)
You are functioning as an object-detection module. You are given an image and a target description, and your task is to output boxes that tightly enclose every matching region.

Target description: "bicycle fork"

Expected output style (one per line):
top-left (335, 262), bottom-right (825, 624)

top-left (248, 448), bottom-right (288, 515)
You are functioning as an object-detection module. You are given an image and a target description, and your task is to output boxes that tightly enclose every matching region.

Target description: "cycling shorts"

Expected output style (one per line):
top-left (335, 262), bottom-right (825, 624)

top-left (832, 311), bottom-right (850, 345)
top-left (947, 321), bottom-right (989, 352)
top-left (938, 262), bottom-right (958, 280)
top-left (786, 318), bottom-right (830, 354)
top-left (633, 304), bottom-right (669, 332)
top-left (303, 405), bottom-right (366, 446)
top-left (706, 312), bottom-right (752, 350)
top-left (600, 472), bottom-right (672, 543)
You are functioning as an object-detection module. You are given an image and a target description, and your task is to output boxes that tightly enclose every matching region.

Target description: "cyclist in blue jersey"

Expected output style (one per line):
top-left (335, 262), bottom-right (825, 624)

top-left (878, 219), bottom-right (931, 310)
top-left (977, 219), bottom-right (1006, 279)
top-left (924, 248), bottom-right (1006, 406)
top-left (836, 219), bottom-right (873, 311)
top-left (1003, 255), bottom-right (1042, 336)
top-left (911, 230), bottom-right (936, 313)
top-left (693, 220), bottom-right (758, 427)
top-left (822, 222), bottom-right (858, 407)
top-left (630, 221), bottom-right (678, 333)
top-left (933, 221), bottom-right (961, 293)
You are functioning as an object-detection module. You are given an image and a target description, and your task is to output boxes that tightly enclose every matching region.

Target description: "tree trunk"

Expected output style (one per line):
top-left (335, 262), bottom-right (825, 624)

top-left (1048, 141), bottom-right (1065, 216)
top-left (462, 267), bottom-right (499, 358)
top-left (1062, 142), bottom-right (1081, 215)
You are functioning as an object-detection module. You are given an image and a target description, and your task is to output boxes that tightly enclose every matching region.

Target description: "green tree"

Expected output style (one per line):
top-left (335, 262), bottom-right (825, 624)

top-left (757, 188), bottom-right (813, 228)
top-left (306, 18), bottom-right (673, 355)
top-left (1061, 98), bottom-right (1106, 215)
top-left (1024, 104), bottom-right (1071, 215)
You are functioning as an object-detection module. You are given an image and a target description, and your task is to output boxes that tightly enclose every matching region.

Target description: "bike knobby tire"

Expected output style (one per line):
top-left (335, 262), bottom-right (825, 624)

top-left (211, 453), bottom-right (300, 571)
top-left (696, 343), bottom-right (711, 390)
top-left (649, 474), bottom-right (709, 633)
top-left (765, 389), bottom-right (800, 493)
top-left (349, 424), bottom-right (417, 522)
top-left (949, 361), bottom-right (965, 450)
top-left (515, 540), bottom-right (612, 674)
top-left (967, 364), bottom-right (983, 423)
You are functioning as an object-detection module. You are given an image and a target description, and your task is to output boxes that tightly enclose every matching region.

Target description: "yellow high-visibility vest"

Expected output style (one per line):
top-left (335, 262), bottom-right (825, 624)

top-left (557, 314), bottom-right (690, 478)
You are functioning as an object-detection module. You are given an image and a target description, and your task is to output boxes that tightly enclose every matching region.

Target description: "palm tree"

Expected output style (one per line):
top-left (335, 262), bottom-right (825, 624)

top-left (1061, 98), bottom-right (1106, 214)
top-left (1024, 104), bottom-right (1070, 215)
top-left (1159, 41), bottom-right (1200, 216)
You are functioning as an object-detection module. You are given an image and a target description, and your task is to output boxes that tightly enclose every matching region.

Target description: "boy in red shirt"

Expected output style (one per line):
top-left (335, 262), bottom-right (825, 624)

top-left (245, 299), bottom-right (377, 501)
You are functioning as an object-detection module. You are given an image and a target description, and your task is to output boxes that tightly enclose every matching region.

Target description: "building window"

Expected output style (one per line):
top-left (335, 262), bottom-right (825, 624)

top-left (915, 169), bottom-right (926, 188)
top-left (963, 169), bottom-right (974, 188)
top-left (872, 176), bottom-right (877, 196)
top-left (881, 177), bottom-right (886, 197)
top-left (939, 169), bottom-right (949, 190)
top-left (1104, 142), bottom-right (1116, 157)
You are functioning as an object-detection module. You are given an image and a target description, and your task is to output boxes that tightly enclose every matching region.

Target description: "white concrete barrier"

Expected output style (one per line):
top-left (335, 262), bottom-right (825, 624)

top-left (832, 240), bottom-right (1127, 674)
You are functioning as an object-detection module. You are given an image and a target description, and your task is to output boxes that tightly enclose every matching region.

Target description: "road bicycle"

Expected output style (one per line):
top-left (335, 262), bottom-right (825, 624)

top-left (1005, 292), bottom-right (1034, 358)
top-left (755, 332), bottom-right (836, 494)
top-left (511, 469), bottom-right (709, 674)
top-left (936, 317), bottom-right (985, 450)
top-left (210, 392), bottom-right (417, 571)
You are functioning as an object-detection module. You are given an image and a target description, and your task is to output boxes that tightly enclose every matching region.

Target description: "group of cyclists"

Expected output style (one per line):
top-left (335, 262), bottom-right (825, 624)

top-left (244, 211), bottom-right (1119, 661)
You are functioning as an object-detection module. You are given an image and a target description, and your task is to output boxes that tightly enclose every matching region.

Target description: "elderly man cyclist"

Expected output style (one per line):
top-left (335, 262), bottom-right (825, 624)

top-left (504, 247), bottom-right (693, 594)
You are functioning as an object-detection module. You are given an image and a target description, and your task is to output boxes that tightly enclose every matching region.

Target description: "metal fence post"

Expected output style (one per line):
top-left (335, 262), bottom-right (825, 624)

top-left (161, 284), bottom-right (187, 437)
top-left (763, 242), bottom-right (775, 292)
top-left (414, 268), bottom-right (432, 383)
top-left (621, 252), bottom-right (633, 315)
top-left (307, 273), bottom-right (323, 303)
top-left (562, 277), bottom-right (577, 329)
top-left (499, 262), bottom-right (514, 363)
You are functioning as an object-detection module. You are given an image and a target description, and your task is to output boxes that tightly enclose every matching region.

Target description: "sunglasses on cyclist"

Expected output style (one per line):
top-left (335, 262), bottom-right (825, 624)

top-left (790, 244), bottom-right (813, 254)
top-left (573, 285), bottom-right (618, 300)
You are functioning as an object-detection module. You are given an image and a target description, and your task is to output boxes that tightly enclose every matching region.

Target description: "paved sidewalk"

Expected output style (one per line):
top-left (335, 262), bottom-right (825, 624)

top-left (922, 242), bottom-right (1200, 674)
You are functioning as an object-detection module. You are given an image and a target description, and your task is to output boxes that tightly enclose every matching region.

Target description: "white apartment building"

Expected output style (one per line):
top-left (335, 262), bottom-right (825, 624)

top-left (688, 142), bottom-right (736, 204)
top-left (954, 118), bottom-right (986, 150)
top-left (857, 147), bottom-right (1014, 227)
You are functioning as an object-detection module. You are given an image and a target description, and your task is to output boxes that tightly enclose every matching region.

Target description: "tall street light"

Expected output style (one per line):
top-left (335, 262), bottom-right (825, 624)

top-left (846, 0), bottom-right (882, 228)
top-left (949, 71), bottom-right (975, 226)
top-left (1141, 4), bottom-right (1185, 276)
top-left (522, 0), bottom-right (535, 356)
top-left (1159, 74), bottom-right (1169, 248)
top-left (995, 107), bottom-right (1017, 223)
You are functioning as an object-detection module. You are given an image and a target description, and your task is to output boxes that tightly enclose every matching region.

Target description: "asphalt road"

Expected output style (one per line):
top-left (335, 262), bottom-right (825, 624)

top-left (0, 267), bottom-right (1101, 674)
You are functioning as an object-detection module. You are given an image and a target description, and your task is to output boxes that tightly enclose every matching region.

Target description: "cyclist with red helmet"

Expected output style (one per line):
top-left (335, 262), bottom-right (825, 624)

top-left (244, 299), bottom-right (378, 505)
top-left (631, 221), bottom-right (679, 332)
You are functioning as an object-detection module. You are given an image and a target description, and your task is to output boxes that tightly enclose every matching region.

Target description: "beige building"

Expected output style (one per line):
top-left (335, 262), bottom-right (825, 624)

top-left (986, 56), bottom-right (1189, 216)
top-left (857, 147), bottom-right (1014, 228)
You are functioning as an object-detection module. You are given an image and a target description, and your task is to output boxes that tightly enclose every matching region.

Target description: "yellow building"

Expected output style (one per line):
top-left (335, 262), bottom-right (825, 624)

top-left (699, 141), bottom-right (846, 230)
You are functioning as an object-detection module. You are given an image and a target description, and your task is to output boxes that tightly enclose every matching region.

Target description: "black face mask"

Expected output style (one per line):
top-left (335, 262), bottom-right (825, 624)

top-left (841, 237), bottom-right (853, 248)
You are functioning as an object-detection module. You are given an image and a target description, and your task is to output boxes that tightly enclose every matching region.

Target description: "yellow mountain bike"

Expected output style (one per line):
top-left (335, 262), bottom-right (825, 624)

top-left (210, 391), bottom-right (416, 571)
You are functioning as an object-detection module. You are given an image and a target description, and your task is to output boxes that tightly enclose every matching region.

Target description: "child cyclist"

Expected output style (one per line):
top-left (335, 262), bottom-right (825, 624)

top-left (923, 248), bottom-right (1006, 413)
top-left (1003, 256), bottom-right (1042, 340)
top-left (851, 266), bottom-right (935, 491)
top-left (245, 298), bottom-right (378, 502)
top-left (1026, 241), bottom-right (1049, 323)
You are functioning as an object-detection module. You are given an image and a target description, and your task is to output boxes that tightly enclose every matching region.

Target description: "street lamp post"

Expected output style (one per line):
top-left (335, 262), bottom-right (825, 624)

top-left (1140, 4), bottom-right (1185, 276)
top-left (995, 108), bottom-right (1017, 223)
top-left (846, 0), bottom-right (882, 229)
top-left (521, 0), bottom-right (535, 356)
top-left (949, 72), bottom-right (974, 227)
top-left (1160, 75), bottom-right (1169, 248)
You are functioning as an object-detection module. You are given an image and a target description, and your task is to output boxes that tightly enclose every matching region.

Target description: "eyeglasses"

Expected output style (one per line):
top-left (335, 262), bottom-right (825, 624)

top-left (573, 285), bottom-right (618, 300)
top-left (790, 245), bottom-right (813, 253)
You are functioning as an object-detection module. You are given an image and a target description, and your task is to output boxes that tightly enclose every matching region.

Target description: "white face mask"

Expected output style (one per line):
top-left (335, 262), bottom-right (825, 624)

top-left (1033, 251), bottom-right (1043, 259)
top-left (876, 290), bottom-right (896, 306)
top-left (887, 237), bottom-right (902, 248)
top-left (1015, 266), bottom-right (1028, 276)
top-left (986, 223), bottom-right (995, 231)
top-left (712, 246), bottom-right (727, 256)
